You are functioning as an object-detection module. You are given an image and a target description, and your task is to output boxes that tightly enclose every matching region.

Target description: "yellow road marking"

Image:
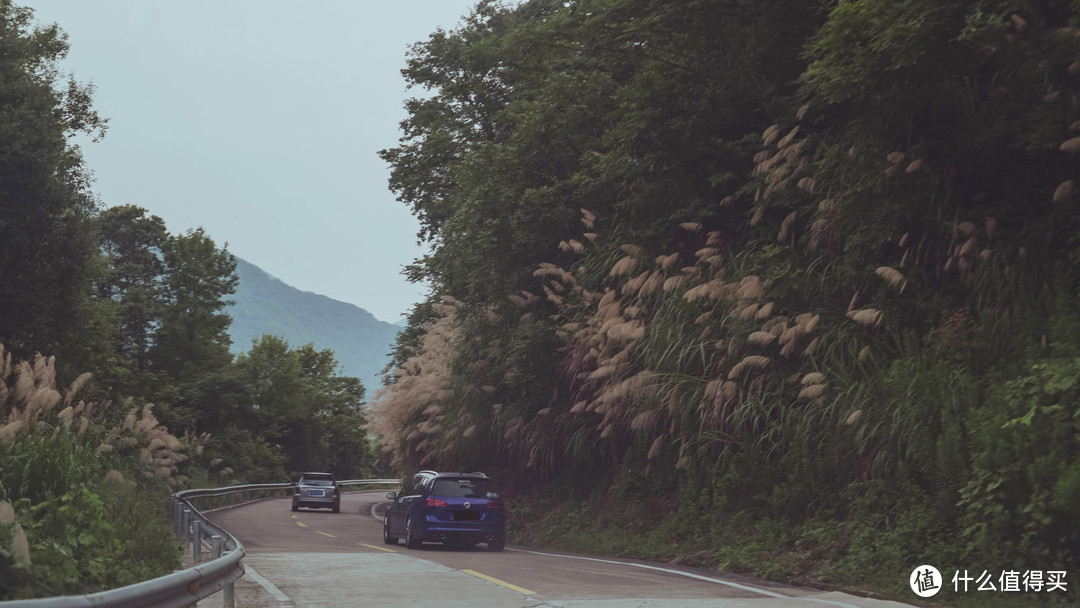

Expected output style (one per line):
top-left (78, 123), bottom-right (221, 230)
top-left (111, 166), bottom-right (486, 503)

top-left (358, 542), bottom-right (397, 553)
top-left (290, 515), bottom-right (296, 519)
top-left (460, 569), bottom-right (536, 595)
top-left (296, 522), bottom-right (307, 528)
top-left (316, 531), bottom-right (337, 538)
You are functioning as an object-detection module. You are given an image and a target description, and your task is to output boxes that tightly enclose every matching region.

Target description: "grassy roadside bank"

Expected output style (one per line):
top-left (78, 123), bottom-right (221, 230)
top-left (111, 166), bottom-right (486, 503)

top-left (505, 472), bottom-right (1069, 608)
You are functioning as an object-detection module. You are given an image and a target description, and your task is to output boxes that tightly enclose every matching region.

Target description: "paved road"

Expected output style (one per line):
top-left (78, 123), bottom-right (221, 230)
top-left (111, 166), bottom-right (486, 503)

top-left (203, 490), bottom-right (916, 608)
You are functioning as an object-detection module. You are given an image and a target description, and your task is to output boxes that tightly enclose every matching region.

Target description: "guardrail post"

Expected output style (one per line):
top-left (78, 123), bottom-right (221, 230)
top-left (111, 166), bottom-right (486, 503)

top-left (214, 535), bottom-right (236, 608)
top-left (192, 519), bottom-right (203, 563)
top-left (209, 534), bottom-right (236, 606)
top-left (182, 508), bottom-right (192, 547)
top-left (224, 569), bottom-right (236, 607)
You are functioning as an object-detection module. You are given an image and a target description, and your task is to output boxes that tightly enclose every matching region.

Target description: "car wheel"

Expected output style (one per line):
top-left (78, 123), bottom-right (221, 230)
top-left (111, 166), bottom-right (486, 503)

top-left (487, 537), bottom-right (505, 552)
top-left (332, 500), bottom-right (340, 513)
top-left (405, 517), bottom-right (421, 549)
top-left (383, 516), bottom-right (399, 545)
top-left (291, 501), bottom-right (298, 512)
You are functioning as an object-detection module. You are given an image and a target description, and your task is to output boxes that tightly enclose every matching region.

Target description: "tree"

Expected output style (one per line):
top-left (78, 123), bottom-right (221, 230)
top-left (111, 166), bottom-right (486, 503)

top-left (297, 344), bottom-right (372, 477)
top-left (220, 336), bottom-right (372, 478)
top-left (93, 205), bottom-right (169, 399)
top-left (0, 0), bottom-right (107, 363)
top-left (381, 0), bottom-right (823, 306)
top-left (375, 0), bottom-right (1080, 587)
top-left (148, 228), bottom-right (237, 382)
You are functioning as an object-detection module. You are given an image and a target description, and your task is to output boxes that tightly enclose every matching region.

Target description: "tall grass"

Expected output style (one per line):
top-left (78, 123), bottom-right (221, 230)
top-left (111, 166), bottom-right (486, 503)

top-left (0, 346), bottom-right (187, 599)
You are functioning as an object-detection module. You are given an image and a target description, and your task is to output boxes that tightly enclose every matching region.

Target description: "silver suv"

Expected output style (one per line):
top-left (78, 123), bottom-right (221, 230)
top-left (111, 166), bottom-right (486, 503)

top-left (291, 472), bottom-right (341, 513)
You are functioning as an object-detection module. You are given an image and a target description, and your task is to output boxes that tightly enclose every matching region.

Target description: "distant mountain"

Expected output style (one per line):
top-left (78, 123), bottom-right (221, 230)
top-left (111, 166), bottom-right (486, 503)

top-left (226, 258), bottom-right (400, 386)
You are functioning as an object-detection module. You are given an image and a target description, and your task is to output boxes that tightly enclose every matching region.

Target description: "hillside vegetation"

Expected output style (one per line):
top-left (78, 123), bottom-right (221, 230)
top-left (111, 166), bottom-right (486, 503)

top-left (228, 257), bottom-right (399, 383)
top-left (0, 1), bottom-right (375, 598)
top-left (373, 0), bottom-right (1080, 602)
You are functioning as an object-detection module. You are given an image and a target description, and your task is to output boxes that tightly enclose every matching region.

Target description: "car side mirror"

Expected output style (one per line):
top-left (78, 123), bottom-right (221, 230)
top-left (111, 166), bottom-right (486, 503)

top-left (385, 491), bottom-right (397, 500)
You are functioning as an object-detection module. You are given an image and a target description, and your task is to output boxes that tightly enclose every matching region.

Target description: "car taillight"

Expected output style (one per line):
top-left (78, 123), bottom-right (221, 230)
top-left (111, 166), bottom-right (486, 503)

top-left (425, 498), bottom-right (447, 507)
top-left (486, 500), bottom-right (504, 510)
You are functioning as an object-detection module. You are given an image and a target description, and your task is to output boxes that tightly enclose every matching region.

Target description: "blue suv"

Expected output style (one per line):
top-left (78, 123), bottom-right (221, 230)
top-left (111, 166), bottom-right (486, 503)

top-left (383, 471), bottom-right (505, 551)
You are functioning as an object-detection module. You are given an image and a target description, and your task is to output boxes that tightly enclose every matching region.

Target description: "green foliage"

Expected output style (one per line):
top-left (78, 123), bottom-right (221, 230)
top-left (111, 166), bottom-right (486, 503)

top-left (382, 0), bottom-right (825, 305)
top-left (92, 205), bottom-right (169, 401)
top-left (149, 228), bottom-right (238, 381)
top-left (0, 432), bottom-right (98, 506)
top-left (178, 336), bottom-right (374, 482)
top-left (0, 1), bottom-right (377, 599)
top-left (377, 0), bottom-right (1080, 600)
top-left (0, 0), bottom-right (107, 365)
top-left (0, 361), bottom-right (182, 600)
top-left (960, 355), bottom-right (1080, 566)
top-left (27, 485), bottom-right (174, 596)
top-left (0, 483), bottom-right (177, 599)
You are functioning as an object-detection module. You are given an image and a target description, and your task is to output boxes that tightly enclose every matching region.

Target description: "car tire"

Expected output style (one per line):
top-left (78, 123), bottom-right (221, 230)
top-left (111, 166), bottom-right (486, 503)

top-left (291, 501), bottom-right (298, 512)
top-left (332, 500), bottom-right (340, 513)
top-left (383, 517), bottom-right (399, 545)
top-left (405, 517), bottom-right (422, 549)
top-left (487, 537), bottom-right (505, 552)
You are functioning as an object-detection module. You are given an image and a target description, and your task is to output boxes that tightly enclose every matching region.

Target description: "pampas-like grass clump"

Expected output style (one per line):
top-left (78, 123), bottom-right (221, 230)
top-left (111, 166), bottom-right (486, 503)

top-left (755, 302), bottom-right (775, 320)
top-left (1060, 137), bottom-right (1080, 153)
top-left (777, 126), bottom-right (800, 149)
top-left (580, 208), bottom-right (597, 229)
top-left (1054, 180), bottom-right (1074, 202)
top-left (656, 253), bottom-right (680, 269)
top-left (762, 124), bottom-right (780, 145)
top-left (848, 308), bottom-right (883, 328)
top-left (610, 255), bottom-right (638, 277)
top-left (875, 266), bottom-right (907, 292)
top-left (748, 331), bottom-right (776, 346)
top-left (647, 434), bottom-right (665, 460)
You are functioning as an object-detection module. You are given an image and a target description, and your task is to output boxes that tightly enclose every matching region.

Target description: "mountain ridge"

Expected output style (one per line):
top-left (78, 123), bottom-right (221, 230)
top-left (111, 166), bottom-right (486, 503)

top-left (226, 257), bottom-right (399, 385)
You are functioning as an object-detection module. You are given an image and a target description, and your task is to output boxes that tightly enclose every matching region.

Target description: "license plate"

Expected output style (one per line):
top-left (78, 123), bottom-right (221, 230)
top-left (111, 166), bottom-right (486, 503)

top-left (453, 511), bottom-right (481, 521)
top-left (309, 489), bottom-right (324, 497)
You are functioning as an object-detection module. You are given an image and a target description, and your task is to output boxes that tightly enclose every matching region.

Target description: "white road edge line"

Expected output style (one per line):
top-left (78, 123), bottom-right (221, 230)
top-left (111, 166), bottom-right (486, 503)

top-left (244, 562), bottom-right (296, 608)
top-left (368, 499), bottom-right (863, 608)
top-left (507, 549), bottom-right (864, 608)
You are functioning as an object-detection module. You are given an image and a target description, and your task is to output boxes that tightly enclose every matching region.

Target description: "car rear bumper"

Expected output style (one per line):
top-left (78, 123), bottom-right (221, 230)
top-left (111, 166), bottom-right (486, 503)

top-left (293, 494), bottom-right (338, 508)
top-left (419, 518), bottom-right (504, 542)
top-left (295, 499), bottom-right (336, 507)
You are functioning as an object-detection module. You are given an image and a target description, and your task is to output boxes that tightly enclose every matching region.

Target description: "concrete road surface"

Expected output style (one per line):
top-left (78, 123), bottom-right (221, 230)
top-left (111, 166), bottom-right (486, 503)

top-left (201, 490), bottom-right (916, 608)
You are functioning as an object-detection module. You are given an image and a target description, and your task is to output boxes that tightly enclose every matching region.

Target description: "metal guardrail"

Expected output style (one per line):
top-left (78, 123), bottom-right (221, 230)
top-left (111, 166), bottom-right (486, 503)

top-left (1, 478), bottom-right (400, 607)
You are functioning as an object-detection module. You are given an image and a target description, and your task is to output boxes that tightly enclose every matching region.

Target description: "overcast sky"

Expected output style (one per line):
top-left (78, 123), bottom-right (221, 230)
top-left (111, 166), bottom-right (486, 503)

top-left (24, 0), bottom-right (484, 324)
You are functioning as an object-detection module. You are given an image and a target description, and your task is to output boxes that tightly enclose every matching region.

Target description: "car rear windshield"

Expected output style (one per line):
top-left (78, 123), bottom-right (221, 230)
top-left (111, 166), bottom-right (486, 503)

top-left (302, 475), bottom-right (334, 486)
top-left (431, 478), bottom-right (497, 498)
